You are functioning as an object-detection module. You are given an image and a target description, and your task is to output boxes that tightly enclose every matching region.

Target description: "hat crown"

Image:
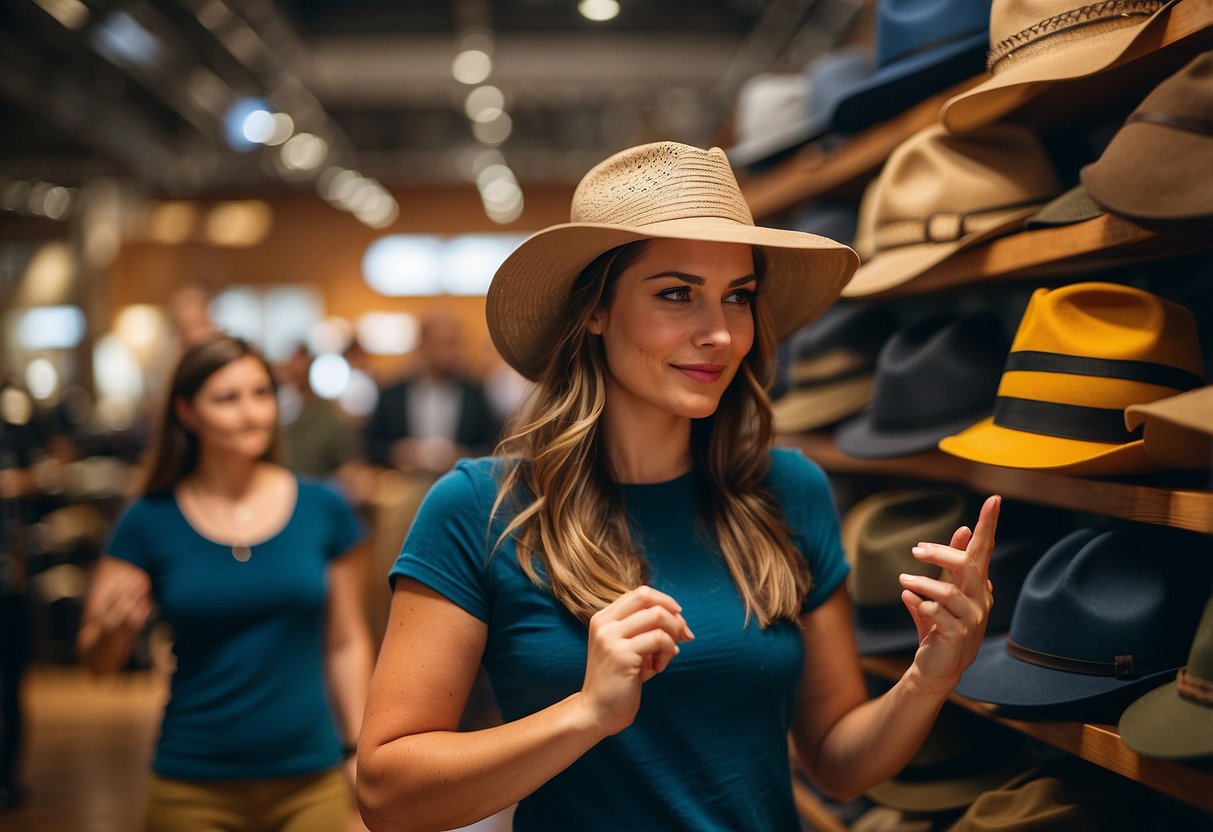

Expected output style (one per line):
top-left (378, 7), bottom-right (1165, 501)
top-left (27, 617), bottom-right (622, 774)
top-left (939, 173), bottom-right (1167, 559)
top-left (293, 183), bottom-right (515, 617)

top-left (988, 0), bottom-right (1167, 71)
top-left (873, 124), bottom-right (1060, 244)
top-left (570, 142), bottom-right (754, 228)
top-left (876, 0), bottom-right (989, 67)
top-left (851, 490), bottom-right (962, 605)
top-left (1009, 527), bottom-right (1211, 668)
top-left (1128, 49), bottom-right (1213, 122)
top-left (869, 312), bottom-right (1009, 429)
top-left (733, 73), bottom-right (812, 147)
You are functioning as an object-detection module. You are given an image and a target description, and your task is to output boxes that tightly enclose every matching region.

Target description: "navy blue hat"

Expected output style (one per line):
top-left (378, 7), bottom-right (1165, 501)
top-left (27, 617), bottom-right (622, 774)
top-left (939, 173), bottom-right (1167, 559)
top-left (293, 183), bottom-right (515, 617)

top-left (728, 46), bottom-right (875, 170)
top-left (834, 311), bottom-right (1008, 459)
top-left (831, 0), bottom-right (991, 135)
top-left (955, 525), bottom-right (1213, 720)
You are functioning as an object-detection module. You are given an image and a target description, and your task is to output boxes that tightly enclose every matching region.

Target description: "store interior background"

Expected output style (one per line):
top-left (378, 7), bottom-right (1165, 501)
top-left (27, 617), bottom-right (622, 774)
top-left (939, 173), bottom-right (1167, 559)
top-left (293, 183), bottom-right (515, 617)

top-left (2, 1), bottom-right (1211, 831)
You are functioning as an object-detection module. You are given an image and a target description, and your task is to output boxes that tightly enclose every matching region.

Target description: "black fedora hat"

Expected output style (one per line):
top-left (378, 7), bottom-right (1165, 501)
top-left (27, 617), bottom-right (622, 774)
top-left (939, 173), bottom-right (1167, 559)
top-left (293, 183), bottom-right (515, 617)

top-left (835, 312), bottom-right (1009, 459)
top-left (955, 525), bottom-right (1213, 720)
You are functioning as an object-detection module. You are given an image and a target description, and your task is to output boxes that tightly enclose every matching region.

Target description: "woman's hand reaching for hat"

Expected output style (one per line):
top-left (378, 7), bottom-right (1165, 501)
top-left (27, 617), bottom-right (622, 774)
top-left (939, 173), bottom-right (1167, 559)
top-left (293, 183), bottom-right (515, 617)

top-left (898, 495), bottom-right (1000, 696)
top-left (578, 586), bottom-right (694, 737)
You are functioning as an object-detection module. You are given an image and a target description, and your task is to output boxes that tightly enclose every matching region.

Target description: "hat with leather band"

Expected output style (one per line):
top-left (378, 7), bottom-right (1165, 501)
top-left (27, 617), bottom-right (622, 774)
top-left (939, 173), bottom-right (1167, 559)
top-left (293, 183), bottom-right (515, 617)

top-left (727, 46), bottom-right (875, 170)
top-left (1081, 52), bottom-right (1213, 233)
top-left (1118, 595), bottom-right (1213, 760)
top-left (1124, 386), bottom-right (1213, 471)
top-left (773, 303), bottom-right (897, 434)
top-left (940, 0), bottom-right (1179, 134)
top-left (954, 525), bottom-right (1213, 717)
top-left (830, 0), bottom-right (991, 135)
top-left (835, 312), bottom-right (1009, 459)
top-left (841, 123), bottom-right (1061, 298)
top-left (938, 282), bottom-right (1205, 476)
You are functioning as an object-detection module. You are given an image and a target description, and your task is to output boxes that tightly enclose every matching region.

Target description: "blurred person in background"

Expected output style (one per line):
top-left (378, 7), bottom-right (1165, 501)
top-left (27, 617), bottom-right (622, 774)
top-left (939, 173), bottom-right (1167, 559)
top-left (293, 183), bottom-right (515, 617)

top-left (276, 343), bottom-right (362, 482)
top-left (0, 364), bottom-right (37, 809)
top-left (77, 335), bottom-right (373, 831)
top-left (167, 279), bottom-right (219, 349)
top-left (363, 312), bottom-right (500, 478)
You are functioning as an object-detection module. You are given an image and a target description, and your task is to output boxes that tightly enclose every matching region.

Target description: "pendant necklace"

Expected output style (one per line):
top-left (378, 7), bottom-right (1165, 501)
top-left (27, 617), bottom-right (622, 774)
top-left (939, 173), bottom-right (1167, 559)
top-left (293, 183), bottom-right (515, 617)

top-left (190, 481), bottom-right (255, 563)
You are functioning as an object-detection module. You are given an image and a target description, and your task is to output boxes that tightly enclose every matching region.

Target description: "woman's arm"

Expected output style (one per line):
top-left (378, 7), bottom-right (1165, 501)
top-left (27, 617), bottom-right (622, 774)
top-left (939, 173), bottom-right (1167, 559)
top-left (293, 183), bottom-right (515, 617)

top-left (77, 556), bottom-right (153, 675)
top-left (791, 496), bottom-right (1000, 800)
top-left (324, 542), bottom-right (375, 782)
top-left (357, 581), bottom-right (692, 832)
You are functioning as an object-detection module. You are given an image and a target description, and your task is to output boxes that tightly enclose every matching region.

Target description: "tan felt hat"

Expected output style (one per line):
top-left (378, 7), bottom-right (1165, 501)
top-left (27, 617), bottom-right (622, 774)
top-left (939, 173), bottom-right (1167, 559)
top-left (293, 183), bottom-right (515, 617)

top-left (841, 123), bottom-right (1060, 298)
top-left (1124, 386), bottom-right (1213, 470)
top-left (940, 0), bottom-right (1179, 134)
top-left (486, 141), bottom-right (858, 381)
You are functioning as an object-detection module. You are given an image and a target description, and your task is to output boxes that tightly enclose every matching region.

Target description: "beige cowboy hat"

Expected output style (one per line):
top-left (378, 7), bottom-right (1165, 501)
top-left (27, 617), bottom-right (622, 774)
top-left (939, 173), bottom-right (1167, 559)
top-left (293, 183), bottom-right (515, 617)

top-left (940, 0), bottom-right (1180, 134)
top-left (1124, 386), bottom-right (1213, 470)
top-left (841, 123), bottom-right (1060, 298)
top-left (486, 141), bottom-right (858, 381)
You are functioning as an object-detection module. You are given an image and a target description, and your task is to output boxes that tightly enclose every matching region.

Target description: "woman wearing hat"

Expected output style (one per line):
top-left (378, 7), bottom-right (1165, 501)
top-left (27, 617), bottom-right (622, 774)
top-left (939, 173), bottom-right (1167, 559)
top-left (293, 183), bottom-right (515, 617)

top-left (357, 142), bottom-right (1001, 831)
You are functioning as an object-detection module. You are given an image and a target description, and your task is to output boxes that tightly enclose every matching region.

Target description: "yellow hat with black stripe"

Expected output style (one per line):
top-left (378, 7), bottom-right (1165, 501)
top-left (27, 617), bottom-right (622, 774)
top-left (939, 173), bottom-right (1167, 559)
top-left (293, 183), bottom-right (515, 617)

top-left (938, 282), bottom-right (1204, 476)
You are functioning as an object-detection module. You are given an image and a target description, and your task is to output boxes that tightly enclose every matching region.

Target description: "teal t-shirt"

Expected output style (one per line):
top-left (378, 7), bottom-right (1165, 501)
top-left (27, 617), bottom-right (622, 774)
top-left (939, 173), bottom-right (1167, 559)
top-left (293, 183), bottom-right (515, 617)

top-left (390, 448), bottom-right (849, 831)
top-left (107, 477), bottom-right (363, 781)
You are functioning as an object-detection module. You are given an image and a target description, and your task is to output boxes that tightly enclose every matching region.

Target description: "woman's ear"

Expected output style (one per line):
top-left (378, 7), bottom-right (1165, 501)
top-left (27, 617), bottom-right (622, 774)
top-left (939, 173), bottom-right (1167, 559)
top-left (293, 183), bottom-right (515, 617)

top-left (585, 306), bottom-right (607, 336)
top-left (172, 396), bottom-right (196, 432)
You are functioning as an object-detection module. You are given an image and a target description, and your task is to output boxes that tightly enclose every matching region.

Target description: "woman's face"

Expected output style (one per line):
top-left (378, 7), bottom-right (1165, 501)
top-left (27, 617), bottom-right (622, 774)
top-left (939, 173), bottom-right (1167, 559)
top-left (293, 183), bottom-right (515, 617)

top-left (177, 355), bottom-right (277, 460)
top-left (587, 238), bottom-right (757, 423)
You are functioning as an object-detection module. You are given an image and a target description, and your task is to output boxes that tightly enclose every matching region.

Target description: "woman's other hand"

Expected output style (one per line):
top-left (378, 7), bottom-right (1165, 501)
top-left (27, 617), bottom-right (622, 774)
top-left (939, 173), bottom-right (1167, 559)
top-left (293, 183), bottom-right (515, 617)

top-left (578, 585), bottom-right (694, 735)
top-left (898, 494), bottom-right (1000, 696)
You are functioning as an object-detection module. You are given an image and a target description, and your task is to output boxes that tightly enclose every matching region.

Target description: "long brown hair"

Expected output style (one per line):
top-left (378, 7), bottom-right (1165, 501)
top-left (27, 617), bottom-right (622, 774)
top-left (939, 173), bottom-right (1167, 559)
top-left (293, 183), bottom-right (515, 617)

top-left (493, 240), bottom-right (810, 628)
top-left (141, 335), bottom-right (280, 495)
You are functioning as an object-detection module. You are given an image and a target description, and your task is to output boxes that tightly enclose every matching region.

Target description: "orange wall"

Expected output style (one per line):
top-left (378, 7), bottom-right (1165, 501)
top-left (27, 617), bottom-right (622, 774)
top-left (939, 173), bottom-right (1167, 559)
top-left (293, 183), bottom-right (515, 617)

top-left (105, 184), bottom-right (575, 378)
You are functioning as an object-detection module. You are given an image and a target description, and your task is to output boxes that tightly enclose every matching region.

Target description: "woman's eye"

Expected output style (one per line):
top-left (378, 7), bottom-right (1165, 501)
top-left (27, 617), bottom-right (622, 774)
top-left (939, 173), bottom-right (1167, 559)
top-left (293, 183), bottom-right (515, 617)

top-left (726, 289), bottom-right (755, 305)
top-left (659, 287), bottom-right (692, 303)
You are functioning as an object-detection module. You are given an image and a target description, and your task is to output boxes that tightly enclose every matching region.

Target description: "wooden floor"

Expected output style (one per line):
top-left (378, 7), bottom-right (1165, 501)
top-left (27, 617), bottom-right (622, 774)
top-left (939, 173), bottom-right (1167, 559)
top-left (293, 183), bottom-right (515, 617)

top-left (3, 664), bottom-right (513, 832)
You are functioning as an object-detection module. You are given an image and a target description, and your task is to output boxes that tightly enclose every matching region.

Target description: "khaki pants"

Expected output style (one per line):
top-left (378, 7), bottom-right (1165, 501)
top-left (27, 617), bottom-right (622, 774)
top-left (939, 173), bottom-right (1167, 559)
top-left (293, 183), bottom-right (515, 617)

top-left (145, 767), bottom-right (351, 832)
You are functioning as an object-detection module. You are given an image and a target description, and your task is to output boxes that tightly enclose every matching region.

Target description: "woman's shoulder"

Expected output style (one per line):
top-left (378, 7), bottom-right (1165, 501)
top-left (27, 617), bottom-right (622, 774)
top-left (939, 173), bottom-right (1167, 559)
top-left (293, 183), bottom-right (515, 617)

top-left (766, 446), bottom-right (829, 491)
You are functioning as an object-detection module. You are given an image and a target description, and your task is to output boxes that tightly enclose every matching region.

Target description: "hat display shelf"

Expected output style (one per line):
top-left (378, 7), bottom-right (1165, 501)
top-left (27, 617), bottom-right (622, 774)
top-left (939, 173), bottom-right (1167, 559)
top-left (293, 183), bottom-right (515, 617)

top-left (737, 2), bottom-right (1213, 819)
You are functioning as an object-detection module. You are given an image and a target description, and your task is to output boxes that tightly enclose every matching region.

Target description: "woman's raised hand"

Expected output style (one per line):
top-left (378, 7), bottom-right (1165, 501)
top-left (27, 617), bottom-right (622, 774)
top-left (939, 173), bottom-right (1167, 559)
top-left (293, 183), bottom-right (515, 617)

top-left (898, 494), bottom-right (1000, 696)
top-left (579, 585), bottom-right (694, 736)
top-left (92, 559), bottom-right (153, 639)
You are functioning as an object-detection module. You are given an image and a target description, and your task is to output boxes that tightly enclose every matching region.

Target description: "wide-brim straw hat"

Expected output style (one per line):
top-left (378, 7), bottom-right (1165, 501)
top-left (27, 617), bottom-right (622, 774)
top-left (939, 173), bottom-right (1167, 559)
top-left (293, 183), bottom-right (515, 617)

top-left (938, 282), bottom-right (1205, 477)
top-left (841, 124), bottom-right (1060, 298)
top-left (940, 0), bottom-right (1179, 134)
top-left (487, 141), bottom-right (858, 381)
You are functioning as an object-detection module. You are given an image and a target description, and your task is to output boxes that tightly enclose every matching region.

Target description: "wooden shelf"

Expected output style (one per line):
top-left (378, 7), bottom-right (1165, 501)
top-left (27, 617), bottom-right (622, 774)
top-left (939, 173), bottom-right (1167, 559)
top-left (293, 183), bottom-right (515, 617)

top-left (777, 432), bottom-right (1213, 535)
top-left (863, 214), bottom-right (1212, 299)
top-left (740, 1), bottom-right (1213, 222)
top-left (861, 655), bottom-right (1213, 815)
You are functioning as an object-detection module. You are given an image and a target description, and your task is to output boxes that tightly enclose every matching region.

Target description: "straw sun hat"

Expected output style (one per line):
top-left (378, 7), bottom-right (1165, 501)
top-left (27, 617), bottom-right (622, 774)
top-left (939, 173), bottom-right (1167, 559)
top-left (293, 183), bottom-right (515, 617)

top-left (486, 141), bottom-right (858, 381)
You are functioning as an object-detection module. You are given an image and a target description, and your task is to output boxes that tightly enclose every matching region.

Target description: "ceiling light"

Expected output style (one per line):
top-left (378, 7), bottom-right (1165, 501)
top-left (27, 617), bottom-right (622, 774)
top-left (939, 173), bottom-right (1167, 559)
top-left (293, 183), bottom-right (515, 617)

top-left (242, 109), bottom-right (276, 144)
top-left (309, 354), bottom-right (351, 400)
top-left (452, 50), bottom-right (492, 85)
top-left (280, 133), bottom-right (328, 171)
top-left (579, 0), bottom-right (621, 22)
top-left (465, 86), bottom-right (505, 121)
top-left (265, 113), bottom-right (294, 145)
top-left (472, 111), bottom-right (513, 146)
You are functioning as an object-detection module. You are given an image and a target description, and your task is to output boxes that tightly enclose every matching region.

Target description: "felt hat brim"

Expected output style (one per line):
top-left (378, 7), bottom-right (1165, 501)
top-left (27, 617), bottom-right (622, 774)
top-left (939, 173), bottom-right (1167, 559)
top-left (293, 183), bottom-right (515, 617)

top-left (488, 216), bottom-right (857, 381)
top-left (835, 408), bottom-right (992, 460)
top-left (1024, 183), bottom-right (1106, 230)
top-left (841, 205), bottom-right (1041, 298)
top-left (773, 374), bottom-right (874, 433)
top-left (1117, 680), bottom-right (1213, 759)
top-left (938, 416), bottom-right (1162, 476)
top-left (955, 633), bottom-right (1179, 709)
top-left (940, 2), bottom-right (1178, 134)
top-left (853, 614), bottom-right (922, 656)
top-left (866, 745), bottom-right (1038, 813)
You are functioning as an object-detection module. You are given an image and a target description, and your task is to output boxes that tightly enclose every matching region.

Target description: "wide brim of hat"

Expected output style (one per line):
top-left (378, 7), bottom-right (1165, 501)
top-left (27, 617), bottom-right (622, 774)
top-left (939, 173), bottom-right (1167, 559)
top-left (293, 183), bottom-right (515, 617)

top-left (832, 32), bottom-right (989, 134)
top-left (940, 2), bottom-right (1178, 134)
top-left (866, 746), bottom-right (1037, 813)
top-left (773, 374), bottom-right (874, 433)
top-left (1081, 122), bottom-right (1213, 232)
top-left (1024, 183), bottom-right (1106, 229)
top-left (938, 416), bottom-right (1163, 477)
top-left (1117, 681), bottom-right (1213, 759)
top-left (954, 633), bottom-right (1179, 709)
top-left (727, 112), bottom-right (832, 169)
top-left (487, 216), bottom-right (858, 381)
top-left (853, 610), bottom-right (921, 656)
top-left (841, 205), bottom-right (1041, 298)
top-left (834, 407), bottom-right (991, 460)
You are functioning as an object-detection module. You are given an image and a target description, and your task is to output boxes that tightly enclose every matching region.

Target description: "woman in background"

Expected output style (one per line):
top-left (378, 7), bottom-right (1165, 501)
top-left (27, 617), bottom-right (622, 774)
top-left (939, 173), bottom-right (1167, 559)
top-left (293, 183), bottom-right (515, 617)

top-left (79, 334), bottom-right (372, 831)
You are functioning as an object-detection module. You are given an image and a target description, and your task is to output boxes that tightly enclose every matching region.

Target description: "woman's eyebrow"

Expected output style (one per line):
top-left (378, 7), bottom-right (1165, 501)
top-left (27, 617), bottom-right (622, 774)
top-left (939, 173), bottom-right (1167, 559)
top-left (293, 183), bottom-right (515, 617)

top-left (644, 271), bottom-right (758, 287)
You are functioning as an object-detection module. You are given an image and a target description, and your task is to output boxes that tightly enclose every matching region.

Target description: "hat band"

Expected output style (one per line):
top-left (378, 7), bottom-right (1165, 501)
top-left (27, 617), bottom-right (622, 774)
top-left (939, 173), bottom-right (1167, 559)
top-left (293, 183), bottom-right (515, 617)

top-left (1126, 110), bottom-right (1213, 136)
top-left (987, 0), bottom-right (1164, 75)
top-left (1003, 350), bottom-right (1204, 391)
top-left (874, 199), bottom-right (1043, 252)
top-left (1005, 638), bottom-right (1168, 679)
top-left (1176, 667), bottom-right (1213, 707)
top-left (994, 396), bottom-right (1142, 443)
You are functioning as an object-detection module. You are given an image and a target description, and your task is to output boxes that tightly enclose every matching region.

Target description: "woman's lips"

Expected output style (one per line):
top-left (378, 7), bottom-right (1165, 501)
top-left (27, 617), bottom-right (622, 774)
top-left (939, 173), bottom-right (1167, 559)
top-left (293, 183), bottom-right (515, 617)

top-left (673, 363), bottom-right (726, 383)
